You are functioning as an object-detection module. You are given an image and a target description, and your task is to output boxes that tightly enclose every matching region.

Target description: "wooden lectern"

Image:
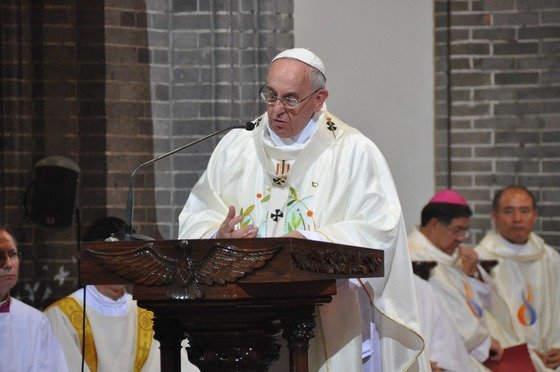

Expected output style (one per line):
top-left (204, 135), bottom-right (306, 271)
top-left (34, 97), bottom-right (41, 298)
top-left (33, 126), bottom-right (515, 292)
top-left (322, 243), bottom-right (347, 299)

top-left (80, 238), bottom-right (383, 372)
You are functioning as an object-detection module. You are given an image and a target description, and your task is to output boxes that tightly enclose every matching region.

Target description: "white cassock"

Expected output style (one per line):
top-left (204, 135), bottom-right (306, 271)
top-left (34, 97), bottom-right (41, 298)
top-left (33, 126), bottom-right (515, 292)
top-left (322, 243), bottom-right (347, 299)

top-left (44, 286), bottom-right (199, 372)
top-left (178, 106), bottom-right (429, 371)
top-left (0, 297), bottom-right (69, 372)
top-left (413, 276), bottom-right (483, 372)
top-left (408, 228), bottom-right (524, 366)
top-left (477, 231), bottom-right (560, 371)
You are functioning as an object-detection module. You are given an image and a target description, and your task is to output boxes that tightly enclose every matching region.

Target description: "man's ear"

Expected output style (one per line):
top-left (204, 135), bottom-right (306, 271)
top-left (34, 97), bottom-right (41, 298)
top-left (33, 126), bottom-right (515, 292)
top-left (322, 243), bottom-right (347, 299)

top-left (313, 89), bottom-right (328, 111)
top-left (427, 218), bottom-right (440, 230)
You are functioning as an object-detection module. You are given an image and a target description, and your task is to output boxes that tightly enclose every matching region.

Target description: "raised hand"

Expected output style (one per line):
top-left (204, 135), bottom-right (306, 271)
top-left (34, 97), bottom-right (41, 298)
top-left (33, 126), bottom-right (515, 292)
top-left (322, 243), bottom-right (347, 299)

top-left (216, 205), bottom-right (258, 239)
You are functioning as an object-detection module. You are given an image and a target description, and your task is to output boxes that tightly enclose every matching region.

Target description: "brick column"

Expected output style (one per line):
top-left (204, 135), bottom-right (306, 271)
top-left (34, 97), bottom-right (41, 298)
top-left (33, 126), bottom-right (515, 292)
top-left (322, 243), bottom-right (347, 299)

top-left (434, 0), bottom-right (560, 247)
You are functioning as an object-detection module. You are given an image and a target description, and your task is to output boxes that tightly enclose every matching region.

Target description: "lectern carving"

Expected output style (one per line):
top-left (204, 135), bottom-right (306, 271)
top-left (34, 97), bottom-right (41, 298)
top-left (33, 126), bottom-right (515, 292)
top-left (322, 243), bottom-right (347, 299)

top-left (80, 238), bottom-right (383, 372)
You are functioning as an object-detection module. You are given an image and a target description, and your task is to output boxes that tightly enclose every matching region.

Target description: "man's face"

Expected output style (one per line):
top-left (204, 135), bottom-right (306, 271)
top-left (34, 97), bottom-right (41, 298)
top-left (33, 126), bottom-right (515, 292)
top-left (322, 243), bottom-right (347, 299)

top-left (432, 216), bottom-right (470, 255)
top-left (265, 59), bottom-right (327, 138)
top-left (0, 229), bottom-right (19, 300)
top-left (492, 189), bottom-right (537, 245)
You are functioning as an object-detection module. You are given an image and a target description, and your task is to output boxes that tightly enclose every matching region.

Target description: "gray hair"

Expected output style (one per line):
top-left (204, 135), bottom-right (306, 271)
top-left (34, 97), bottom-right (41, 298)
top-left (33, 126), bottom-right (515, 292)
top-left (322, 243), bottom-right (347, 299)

top-left (309, 66), bottom-right (326, 90)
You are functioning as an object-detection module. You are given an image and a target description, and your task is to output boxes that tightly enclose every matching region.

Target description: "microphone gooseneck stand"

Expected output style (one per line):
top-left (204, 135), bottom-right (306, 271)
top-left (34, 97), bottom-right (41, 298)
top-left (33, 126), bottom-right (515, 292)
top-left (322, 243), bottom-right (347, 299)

top-left (123, 122), bottom-right (256, 241)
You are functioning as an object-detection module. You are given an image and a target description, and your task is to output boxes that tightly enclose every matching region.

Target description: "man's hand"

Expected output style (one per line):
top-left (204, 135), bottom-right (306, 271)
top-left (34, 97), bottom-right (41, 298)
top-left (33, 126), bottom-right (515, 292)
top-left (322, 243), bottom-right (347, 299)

top-left (488, 338), bottom-right (503, 362)
top-left (459, 246), bottom-right (479, 277)
top-left (216, 205), bottom-right (258, 239)
top-left (429, 361), bottom-right (442, 372)
top-left (536, 348), bottom-right (560, 369)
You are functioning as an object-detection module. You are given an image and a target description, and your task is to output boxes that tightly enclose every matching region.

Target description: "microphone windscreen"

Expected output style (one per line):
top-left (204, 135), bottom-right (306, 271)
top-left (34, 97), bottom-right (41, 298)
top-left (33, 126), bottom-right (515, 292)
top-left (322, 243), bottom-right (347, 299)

top-left (244, 121), bottom-right (256, 131)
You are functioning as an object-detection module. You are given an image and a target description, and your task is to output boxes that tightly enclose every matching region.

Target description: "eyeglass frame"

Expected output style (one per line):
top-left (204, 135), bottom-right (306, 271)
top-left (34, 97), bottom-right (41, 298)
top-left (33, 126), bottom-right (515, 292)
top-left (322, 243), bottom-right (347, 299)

top-left (438, 220), bottom-right (470, 238)
top-left (259, 84), bottom-right (321, 109)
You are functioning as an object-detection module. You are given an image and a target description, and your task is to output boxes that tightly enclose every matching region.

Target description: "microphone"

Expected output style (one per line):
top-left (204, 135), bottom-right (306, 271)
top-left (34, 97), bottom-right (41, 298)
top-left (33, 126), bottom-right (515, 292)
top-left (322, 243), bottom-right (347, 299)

top-left (123, 121), bottom-right (256, 241)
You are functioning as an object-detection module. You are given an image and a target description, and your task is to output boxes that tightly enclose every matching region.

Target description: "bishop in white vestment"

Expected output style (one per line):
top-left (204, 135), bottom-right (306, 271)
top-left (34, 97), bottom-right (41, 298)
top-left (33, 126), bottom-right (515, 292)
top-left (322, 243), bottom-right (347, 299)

top-left (408, 227), bottom-right (518, 370)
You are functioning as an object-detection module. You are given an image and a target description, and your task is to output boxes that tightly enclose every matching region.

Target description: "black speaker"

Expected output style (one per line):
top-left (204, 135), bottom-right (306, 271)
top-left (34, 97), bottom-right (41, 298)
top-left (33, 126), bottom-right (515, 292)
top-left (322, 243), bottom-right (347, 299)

top-left (27, 156), bottom-right (80, 229)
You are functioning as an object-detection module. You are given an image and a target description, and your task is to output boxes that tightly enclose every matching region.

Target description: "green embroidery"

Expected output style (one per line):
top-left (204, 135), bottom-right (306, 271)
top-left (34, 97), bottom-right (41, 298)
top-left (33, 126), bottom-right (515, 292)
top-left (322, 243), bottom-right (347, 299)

top-left (240, 205), bottom-right (255, 227)
top-left (289, 187), bottom-right (298, 199)
top-left (260, 187), bottom-right (271, 203)
top-left (285, 187), bottom-right (315, 232)
top-left (242, 186), bottom-right (316, 233)
top-left (287, 210), bottom-right (306, 232)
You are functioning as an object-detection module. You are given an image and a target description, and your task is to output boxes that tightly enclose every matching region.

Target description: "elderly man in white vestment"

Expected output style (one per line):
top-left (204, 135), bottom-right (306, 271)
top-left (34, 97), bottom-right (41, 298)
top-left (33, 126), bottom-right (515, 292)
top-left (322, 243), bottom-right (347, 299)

top-left (0, 225), bottom-right (69, 372)
top-left (44, 217), bottom-right (199, 372)
top-left (407, 189), bottom-right (540, 370)
top-left (178, 48), bottom-right (429, 371)
top-left (476, 185), bottom-right (560, 371)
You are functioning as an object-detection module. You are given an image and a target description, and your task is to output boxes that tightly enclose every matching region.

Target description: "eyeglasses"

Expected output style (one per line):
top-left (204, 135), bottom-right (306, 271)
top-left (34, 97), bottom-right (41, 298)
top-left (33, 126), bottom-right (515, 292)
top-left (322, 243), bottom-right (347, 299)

top-left (259, 84), bottom-right (320, 109)
top-left (1, 250), bottom-right (20, 266)
top-left (440, 222), bottom-right (470, 238)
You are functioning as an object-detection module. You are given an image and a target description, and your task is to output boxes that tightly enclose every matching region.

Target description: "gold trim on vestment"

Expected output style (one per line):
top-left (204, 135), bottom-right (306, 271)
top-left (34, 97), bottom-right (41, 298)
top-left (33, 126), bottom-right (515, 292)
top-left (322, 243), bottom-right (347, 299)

top-left (48, 297), bottom-right (98, 372)
top-left (134, 307), bottom-right (154, 371)
top-left (49, 296), bottom-right (154, 372)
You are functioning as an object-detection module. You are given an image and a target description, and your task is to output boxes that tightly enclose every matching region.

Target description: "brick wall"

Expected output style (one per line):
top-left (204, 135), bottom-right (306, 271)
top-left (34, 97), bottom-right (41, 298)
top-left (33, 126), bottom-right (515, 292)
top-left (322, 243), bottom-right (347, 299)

top-left (435, 0), bottom-right (560, 248)
top-left (145, 1), bottom-right (293, 239)
top-left (1, 0), bottom-right (86, 306)
top-left (1, 0), bottom-right (293, 308)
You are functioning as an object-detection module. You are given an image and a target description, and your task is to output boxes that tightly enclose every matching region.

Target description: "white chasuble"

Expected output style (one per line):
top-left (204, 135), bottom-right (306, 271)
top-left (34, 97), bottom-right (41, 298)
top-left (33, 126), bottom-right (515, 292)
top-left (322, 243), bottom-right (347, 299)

top-left (45, 288), bottom-right (199, 372)
top-left (179, 107), bottom-right (429, 371)
top-left (0, 297), bottom-right (69, 372)
top-left (476, 231), bottom-right (560, 371)
top-left (408, 229), bottom-right (523, 361)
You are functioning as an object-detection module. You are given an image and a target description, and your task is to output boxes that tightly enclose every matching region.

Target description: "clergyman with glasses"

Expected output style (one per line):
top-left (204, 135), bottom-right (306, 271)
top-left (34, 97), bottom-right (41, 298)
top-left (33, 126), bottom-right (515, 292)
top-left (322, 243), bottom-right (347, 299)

top-left (408, 189), bottom-right (540, 370)
top-left (178, 48), bottom-right (429, 371)
top-left (0, 224), bottom-right (69, 371)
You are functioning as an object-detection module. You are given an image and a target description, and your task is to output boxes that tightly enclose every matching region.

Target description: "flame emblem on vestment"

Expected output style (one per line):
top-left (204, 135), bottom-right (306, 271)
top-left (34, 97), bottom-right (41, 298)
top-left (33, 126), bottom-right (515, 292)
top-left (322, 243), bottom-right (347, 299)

top-left (517, 283), bottom-right (537, 326)
top-left (464, 281), bottom-right (483, 318)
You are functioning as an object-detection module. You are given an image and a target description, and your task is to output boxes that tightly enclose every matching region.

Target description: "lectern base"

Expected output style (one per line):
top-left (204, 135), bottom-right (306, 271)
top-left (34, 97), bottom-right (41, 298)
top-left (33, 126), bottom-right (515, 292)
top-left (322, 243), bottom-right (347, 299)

top-left (142, 300), bottom-right (317, 372)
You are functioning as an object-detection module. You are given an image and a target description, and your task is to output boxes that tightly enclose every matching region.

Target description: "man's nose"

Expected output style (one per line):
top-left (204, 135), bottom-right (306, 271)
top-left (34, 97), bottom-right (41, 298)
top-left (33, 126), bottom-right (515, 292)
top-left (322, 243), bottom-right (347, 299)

top-left (1, 257), bottom-right (13, 269)
top-left (272, 99), bottom-right (285, 113)
top-left (1, 252), bottom-right (16, 268)
top-left (512, 210), bottom-right (523, 221)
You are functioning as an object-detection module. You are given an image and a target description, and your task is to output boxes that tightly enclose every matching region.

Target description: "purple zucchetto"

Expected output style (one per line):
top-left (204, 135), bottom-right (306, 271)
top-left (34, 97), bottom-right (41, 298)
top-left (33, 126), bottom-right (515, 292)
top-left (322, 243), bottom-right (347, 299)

top-left (429, 189), bottom-right (468, 206)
